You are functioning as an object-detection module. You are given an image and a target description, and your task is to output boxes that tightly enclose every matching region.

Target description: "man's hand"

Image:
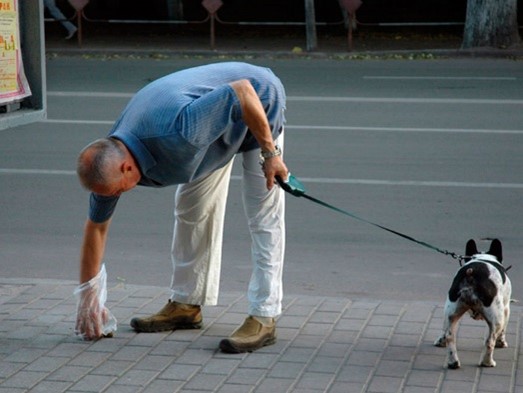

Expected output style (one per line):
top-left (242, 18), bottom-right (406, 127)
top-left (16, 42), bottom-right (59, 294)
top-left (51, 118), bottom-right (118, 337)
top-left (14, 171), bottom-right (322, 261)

top-left (262, 155), bottom-right (288, 190)
top-left (74, 264), bottom-right (116, 340)
top-left (75, 286), bottom-right (112, 340)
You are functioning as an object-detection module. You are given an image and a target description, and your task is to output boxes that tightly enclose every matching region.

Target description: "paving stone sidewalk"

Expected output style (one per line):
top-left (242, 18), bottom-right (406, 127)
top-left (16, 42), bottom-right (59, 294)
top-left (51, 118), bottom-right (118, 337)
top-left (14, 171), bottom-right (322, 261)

top-left (0, 278), bottom-right (522, 392)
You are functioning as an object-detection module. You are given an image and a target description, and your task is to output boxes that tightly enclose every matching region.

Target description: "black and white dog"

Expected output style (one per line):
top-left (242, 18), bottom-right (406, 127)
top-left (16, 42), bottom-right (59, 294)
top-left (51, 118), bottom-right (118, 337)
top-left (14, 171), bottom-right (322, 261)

top-left (434, 239), bottom-right (511, 369)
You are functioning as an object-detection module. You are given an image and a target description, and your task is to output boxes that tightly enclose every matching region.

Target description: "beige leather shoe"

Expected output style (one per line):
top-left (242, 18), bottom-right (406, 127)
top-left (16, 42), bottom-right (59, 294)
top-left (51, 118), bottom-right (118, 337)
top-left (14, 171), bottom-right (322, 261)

top-left (130, 300), bottom-right (202, 332)
top-left (219, 316), bottom-right (276, 353)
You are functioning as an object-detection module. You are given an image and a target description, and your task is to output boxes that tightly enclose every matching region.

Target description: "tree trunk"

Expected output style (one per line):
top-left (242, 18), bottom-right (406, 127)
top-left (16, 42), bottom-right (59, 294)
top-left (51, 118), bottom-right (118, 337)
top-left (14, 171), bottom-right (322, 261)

top-left (462, 0), bottom-right (520, 49)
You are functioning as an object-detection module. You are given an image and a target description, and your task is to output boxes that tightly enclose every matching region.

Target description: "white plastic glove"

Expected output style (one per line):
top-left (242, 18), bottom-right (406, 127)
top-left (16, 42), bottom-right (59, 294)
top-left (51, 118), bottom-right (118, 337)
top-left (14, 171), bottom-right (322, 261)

top-left (74, 264), bottom-right (117, 340)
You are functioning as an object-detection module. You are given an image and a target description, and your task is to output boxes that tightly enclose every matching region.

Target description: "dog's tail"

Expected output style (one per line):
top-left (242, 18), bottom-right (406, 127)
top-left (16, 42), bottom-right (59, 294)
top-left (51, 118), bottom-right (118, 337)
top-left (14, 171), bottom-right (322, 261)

top-left (460, 268), bottom-right (478, 302)
top-left (450, 262), bottom-right (493, 305)
top-left (463, 270), bottom-right (485, 320)
top-left (450, 267), bottom-right (481, 305)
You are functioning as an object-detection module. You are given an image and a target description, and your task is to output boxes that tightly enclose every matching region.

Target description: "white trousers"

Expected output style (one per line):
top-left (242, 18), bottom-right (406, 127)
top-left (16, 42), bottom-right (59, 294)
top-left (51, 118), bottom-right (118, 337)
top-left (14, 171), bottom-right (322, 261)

top-left (170, 134), bottom-right (285, 317)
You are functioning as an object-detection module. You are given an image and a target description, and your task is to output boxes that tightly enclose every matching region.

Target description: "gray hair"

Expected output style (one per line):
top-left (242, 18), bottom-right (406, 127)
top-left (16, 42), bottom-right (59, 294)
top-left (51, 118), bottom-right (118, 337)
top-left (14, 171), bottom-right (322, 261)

top-left (77, 138), bottom-right (125, 190)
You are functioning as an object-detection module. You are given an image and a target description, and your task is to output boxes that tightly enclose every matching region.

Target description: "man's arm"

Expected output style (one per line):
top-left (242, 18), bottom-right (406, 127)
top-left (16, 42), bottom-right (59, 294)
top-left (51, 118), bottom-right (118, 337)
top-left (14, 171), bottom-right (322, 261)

top-left (230, 79), bottom-right (288, 189)
top-left (75, 218), bottom-right (112, 340)
top-left (80, 218), bottom-right (111, 283)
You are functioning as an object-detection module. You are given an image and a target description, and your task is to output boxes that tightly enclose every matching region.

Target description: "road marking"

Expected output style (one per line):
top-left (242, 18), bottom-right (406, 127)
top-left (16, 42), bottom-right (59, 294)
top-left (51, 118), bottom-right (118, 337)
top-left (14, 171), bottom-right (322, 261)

top-left (295, 177), bottom-right (523, 189)
top-left (1, 169), bottom-right (522, 189)
top-left (287, 96), bottom-right (523, 105)
top-left (47, 91), bottom-right (523, 105)
top-left (285, 125), bottom-right (523, 134)
top-left (41, 119), bottom-right (523, 135)
top-left (47, 91), bottom-right (134, 98)
top-left (0, 169), bottom-right (76, 175)
top-left (44, 119), bottom-right (114, 125)
top-left (363, 76), bottom-right (517, 81)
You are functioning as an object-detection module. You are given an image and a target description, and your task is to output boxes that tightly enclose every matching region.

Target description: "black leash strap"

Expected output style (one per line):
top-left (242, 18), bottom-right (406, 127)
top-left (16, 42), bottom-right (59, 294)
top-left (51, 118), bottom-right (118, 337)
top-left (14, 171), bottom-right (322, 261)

top-left (277, 174), bottom-right (462, 262)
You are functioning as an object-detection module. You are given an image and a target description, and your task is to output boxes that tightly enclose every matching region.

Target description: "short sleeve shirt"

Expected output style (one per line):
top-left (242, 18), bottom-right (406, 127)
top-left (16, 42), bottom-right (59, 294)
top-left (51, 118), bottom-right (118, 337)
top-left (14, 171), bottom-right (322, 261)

top-left (88, 62), bottom-right (286, 223)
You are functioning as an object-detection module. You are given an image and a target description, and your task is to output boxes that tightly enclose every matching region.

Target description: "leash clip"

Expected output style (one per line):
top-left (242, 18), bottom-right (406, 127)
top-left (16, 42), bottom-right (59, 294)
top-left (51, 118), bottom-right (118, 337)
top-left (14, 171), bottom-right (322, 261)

top-left (457, 254), bottom-right (466, 266)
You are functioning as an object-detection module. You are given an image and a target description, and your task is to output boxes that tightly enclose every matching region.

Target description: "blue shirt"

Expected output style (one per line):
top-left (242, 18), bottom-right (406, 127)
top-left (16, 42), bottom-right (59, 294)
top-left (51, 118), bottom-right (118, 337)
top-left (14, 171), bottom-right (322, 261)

top-left (89, 62), bottom-right (286, 223)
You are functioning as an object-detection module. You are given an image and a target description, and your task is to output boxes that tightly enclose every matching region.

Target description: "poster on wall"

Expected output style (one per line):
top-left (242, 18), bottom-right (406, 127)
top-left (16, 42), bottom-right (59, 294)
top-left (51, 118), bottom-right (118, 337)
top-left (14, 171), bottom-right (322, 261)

top-left (0, 0), bottom-right (31, 106)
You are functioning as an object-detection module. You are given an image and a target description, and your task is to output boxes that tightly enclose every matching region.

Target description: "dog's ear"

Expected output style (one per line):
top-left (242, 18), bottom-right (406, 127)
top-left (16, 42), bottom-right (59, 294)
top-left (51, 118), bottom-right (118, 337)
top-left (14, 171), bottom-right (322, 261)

top-left (465, 239), bottom-right (478, 261)
top-left (488, 239), bottom-right (503, 262)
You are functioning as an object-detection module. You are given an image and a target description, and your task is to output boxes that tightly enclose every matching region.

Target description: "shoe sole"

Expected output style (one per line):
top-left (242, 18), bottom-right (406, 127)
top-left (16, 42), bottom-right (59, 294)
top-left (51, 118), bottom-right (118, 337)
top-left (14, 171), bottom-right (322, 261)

top-left (130, 319), bottom-right (203, 333)
top-left (219, 335), bottom-right (276, 354)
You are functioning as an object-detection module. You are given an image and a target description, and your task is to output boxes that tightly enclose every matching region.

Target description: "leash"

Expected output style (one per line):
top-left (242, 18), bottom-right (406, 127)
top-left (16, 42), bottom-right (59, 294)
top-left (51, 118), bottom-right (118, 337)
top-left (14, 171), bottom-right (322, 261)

top-left (277, 174), bottom-right (464, 263)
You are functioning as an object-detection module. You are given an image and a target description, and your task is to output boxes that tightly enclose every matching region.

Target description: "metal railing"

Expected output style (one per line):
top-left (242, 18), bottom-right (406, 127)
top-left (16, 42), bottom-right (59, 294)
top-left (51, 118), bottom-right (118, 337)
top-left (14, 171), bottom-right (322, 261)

top-left (48, 0), bottom-right (333, 50)
top-left (44, 1), bottom-right (489, 52)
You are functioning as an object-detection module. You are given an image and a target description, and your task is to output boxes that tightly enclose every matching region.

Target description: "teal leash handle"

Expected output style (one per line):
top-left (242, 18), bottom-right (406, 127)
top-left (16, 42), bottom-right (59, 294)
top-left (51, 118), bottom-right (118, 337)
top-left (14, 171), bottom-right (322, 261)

top-left (276, 173), bottom-right (306, 197)
top-left (277, 174), bottom-right (462, 261)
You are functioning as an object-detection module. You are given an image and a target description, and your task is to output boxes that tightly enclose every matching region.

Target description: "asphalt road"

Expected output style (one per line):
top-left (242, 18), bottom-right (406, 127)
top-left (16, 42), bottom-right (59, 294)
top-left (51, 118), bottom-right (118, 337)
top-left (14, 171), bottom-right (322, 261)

top-left (1, 57), bottom-right (522, 303)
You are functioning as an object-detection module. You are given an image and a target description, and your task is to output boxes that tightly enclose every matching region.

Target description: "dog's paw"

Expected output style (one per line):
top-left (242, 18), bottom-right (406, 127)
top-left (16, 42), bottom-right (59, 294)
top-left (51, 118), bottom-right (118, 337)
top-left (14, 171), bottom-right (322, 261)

top-left (434, 337), bottom-right (447, 347)
top-left (480, 360), bottom-right (496, 367)
top-left (448, 361), bottom-right (460, 369)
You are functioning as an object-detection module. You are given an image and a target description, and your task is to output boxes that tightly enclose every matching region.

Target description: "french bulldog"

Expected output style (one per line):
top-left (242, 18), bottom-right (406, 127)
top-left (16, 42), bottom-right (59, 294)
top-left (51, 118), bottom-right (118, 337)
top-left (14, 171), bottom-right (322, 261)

top-left (434, 239), bottom-right (511, 369)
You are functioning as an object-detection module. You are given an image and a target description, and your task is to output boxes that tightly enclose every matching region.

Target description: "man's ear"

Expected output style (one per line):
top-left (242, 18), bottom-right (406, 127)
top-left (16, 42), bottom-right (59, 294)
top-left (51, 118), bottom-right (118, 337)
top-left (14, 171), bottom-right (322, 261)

top-left (120, 160), bottom-right (133, 175)
top-left (119, 161), bottom-right (127, 175)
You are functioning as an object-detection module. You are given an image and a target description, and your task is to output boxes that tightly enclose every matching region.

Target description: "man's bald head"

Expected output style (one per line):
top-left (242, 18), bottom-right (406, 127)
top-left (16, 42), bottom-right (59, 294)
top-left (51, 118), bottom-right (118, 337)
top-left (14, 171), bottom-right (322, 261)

top-left (77, 138), bottom-right (126, 191)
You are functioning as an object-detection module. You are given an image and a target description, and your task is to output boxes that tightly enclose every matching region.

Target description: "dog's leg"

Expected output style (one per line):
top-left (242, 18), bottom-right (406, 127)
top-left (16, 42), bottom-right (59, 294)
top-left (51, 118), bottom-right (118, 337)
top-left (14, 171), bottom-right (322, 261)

top-left (481, 304), bottom-right (507, 368)
top-left (495, 306), bottom-right (509, 348)
top-left (445, 314), bottom-right (463, 369)
top-left (481, 319), bottom-right (500, 367)
top-left (434, 301), bottom-right (464, 369)
top-left (434, 299), bottom-right (453, 348)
